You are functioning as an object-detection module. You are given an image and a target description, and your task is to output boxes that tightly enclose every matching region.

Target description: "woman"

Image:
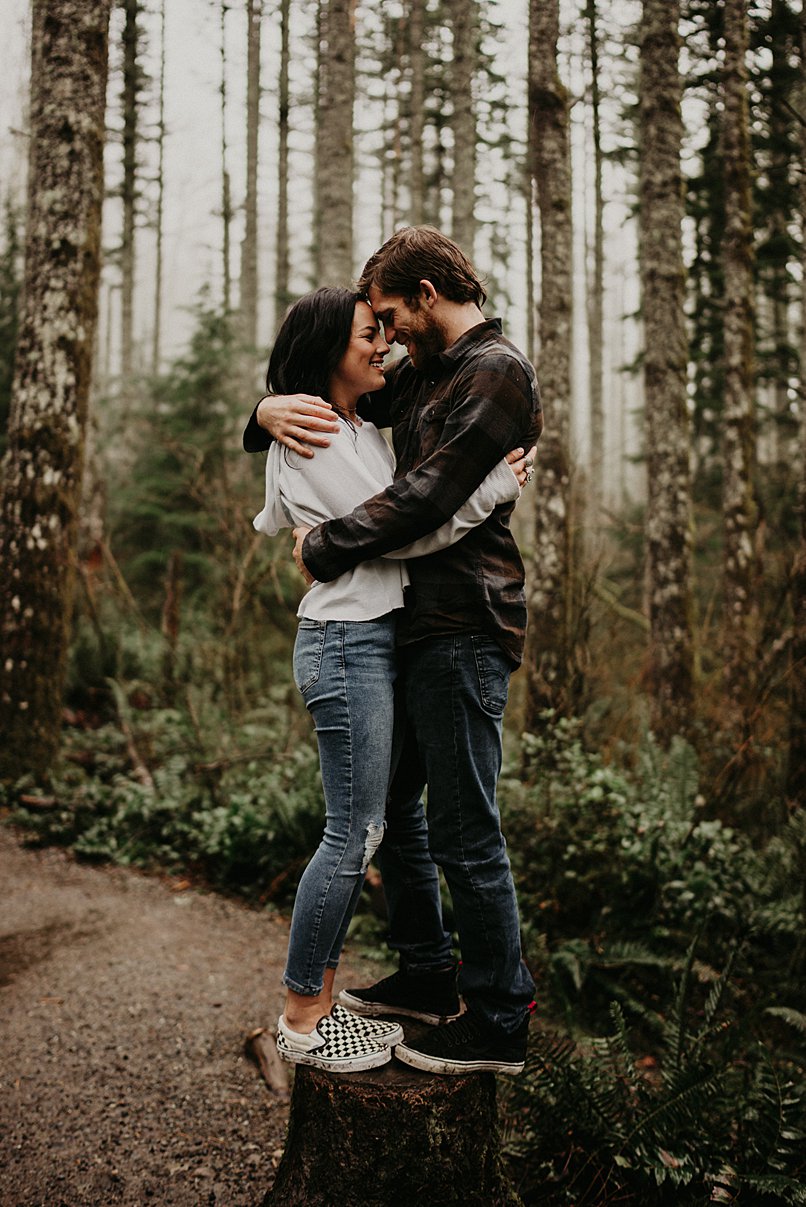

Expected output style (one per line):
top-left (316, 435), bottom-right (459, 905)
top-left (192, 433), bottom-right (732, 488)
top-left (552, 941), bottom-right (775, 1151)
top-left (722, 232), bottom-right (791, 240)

top-left (254, 287), bottom-right (522, 1072)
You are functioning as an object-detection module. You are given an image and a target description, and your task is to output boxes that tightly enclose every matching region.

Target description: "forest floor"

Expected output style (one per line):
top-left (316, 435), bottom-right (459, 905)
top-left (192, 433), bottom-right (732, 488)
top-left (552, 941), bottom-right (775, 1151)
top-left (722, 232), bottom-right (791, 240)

top-left (0, 823), bottom-right (385, 1207)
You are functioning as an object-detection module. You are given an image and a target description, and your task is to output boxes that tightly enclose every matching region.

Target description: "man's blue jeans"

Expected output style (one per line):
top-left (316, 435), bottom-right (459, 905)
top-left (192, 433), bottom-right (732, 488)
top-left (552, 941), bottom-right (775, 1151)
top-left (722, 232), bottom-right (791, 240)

top-left (377, 633), bottom-right (535, 1035)
top-left (284, 614), bottom-right (399, 995)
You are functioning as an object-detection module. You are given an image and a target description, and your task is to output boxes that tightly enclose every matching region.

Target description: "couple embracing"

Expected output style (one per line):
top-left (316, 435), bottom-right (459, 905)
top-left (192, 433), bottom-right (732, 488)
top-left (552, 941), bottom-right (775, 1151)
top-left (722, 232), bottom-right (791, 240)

top-left (246, 225), bottom-right (541, 1077)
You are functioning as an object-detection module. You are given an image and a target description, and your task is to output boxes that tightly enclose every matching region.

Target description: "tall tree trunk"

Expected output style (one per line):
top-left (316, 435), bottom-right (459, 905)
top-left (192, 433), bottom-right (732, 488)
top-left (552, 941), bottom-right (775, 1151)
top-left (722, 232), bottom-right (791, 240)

top-left (586, 0), bottom-right (604, 508)
top-left (240, 0), bottom-right (261, 349)
top-left (220, 0), bottom-right (233, 312)
top-left (408, 0), bottom-right (425, 227)
top-left (788, 1), bottom-right (806, 805)
top-left (721, 0), bottom-right (758, 717)
top-left (638, 0), bottom-right (695, 741)
top-left (275, 0), bottom-right (291, 323)
top-left (525, 0), bottom-right (574, 728)
top-left (316, 0), bottom-right (355, 284)
top-left (0, 0), bottom-right (110, 781)
top-left (120, 0), bottom-right (140, 384)
top-left (449, 0), bottom-right (477, 255)
top-left (151, 0), bottom-right (166, 375)
top-left (525, 169), bottom-right (535, 363)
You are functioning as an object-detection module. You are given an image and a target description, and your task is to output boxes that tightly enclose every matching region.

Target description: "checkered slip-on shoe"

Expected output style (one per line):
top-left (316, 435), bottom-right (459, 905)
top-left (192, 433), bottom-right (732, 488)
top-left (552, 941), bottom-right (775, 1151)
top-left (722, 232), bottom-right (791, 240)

top-left (276, 1013), bottom-right (392, 1072)
top-left (330, 1002), bottom-right (404, 1046)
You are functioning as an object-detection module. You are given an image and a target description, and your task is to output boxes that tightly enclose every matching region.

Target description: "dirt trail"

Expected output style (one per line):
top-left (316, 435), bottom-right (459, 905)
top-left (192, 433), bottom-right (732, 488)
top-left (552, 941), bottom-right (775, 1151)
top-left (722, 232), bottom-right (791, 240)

top-left (0, 825), bottom-right (382, 1207)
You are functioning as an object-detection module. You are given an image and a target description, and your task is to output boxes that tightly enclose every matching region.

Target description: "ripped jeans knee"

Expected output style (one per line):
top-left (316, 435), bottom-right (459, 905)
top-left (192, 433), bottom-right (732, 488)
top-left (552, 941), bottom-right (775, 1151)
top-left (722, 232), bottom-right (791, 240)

top-left (361, 819), bottom-right (386, 873)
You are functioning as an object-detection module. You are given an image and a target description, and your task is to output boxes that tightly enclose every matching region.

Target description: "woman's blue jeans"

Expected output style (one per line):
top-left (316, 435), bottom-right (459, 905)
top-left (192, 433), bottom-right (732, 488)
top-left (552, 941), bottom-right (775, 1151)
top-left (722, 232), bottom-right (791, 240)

top-left (283, 614), bottom-right (399, 996)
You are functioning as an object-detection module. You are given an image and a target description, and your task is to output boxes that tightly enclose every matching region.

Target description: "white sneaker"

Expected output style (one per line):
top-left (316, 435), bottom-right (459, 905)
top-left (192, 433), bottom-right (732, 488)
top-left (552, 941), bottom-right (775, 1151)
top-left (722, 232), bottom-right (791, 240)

top-left (330, 1002), bottom-right (404, 1046)
top-left (276, 1013), bottom-right (391, 1072)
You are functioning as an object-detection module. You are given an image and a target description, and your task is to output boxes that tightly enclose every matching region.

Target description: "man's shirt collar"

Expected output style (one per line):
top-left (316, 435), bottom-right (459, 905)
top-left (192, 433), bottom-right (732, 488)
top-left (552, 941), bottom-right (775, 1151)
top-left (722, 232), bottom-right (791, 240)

top-left (436, 318), bottom-right (503, 369)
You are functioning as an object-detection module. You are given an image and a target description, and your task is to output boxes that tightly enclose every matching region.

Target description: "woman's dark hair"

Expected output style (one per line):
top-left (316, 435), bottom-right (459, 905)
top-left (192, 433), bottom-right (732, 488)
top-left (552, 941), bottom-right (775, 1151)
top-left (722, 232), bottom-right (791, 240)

top-left (267, 287), bottom-right (364, 404)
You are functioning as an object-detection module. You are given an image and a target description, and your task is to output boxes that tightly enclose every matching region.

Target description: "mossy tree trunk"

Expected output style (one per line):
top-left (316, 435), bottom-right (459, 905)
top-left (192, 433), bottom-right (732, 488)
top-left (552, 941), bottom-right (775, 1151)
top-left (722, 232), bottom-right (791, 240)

top-left (316, 0), bottom-right (355, 285)
top-left (120, 0), bottom-right (141, 385)
top-left (788, 1), bottom-right (806, 807)
top-left (637, 0), bottom-right (695, 743)
top-left (721, 0), bottom-right (758, 724)
top-left (240, 0), bottom-right (261, 352)
top-left (449, 0), bottom-right (477, 257)
top-left (0, 0), bottom-right (111, 781)
top-left (525, 0), bottom-right (575, 729)
top-left (275, 0), bottom-right (290, 325)
top-left (585, 0), bottom-right (605, 510)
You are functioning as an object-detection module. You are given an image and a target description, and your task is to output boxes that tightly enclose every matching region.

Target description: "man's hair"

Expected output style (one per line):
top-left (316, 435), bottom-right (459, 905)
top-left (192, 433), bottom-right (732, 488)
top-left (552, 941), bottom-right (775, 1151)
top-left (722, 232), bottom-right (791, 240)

top-left (358, 226), bottom-right (487, 308)
top-left (267, 286), bottom-right (364, 402)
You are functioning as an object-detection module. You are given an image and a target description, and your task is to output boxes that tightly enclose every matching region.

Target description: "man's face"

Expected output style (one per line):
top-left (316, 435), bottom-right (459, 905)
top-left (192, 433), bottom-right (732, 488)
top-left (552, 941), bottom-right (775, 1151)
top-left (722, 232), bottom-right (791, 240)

top-left (368, 285), bottom-right (447, 369)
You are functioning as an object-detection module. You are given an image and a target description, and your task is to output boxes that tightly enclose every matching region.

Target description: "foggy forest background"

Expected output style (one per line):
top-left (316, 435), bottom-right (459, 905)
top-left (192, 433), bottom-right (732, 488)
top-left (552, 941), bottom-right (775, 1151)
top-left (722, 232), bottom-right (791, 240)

top-left (1, 0), bottom-right (805, 1202)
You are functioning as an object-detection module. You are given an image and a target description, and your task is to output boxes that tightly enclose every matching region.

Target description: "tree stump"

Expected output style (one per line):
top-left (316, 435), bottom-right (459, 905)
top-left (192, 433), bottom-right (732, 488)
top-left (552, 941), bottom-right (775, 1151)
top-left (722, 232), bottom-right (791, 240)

top-left (263, 1025), bottom-right (521, 1207)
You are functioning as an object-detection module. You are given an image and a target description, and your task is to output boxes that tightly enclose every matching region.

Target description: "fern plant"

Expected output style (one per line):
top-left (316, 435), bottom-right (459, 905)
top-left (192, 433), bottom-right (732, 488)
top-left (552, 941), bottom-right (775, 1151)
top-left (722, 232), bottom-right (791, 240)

top-left (502, 942), bottom-right (806, 1205)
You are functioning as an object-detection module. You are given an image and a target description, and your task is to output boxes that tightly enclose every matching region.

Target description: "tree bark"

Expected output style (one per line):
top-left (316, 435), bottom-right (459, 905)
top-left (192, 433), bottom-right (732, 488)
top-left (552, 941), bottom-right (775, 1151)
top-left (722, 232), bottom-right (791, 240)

top-left (120, 0), bottom-right (140, 384)
top-left (408, 0), bottom-right (425, 227)
top-left (525, 0), bottom-right (575, 728)
top-left (585, 0), bottom-right (605, 508)
top-left (240, 0), bottom-right (261, 350)
top-left (449, 0), bottom-right (477, 256)
top-left (0, 0), bottom-right (110, 781)
top-left (788, 1), bottom-right (806, 805)
top-left (264, 1060), bottom-right (521, 1206)
top-left (151, 0), bottom-right (166, 375)
top-left (275, 0), bottom-right (290, 324)
top-left (721, 0), bottom-right (758, 718)
top-left (637, 0), bottom-right (695, 742)
top-left (316, 0), bottom-right (355, 285)
top-left (220, 0), bottom-right (233, 312)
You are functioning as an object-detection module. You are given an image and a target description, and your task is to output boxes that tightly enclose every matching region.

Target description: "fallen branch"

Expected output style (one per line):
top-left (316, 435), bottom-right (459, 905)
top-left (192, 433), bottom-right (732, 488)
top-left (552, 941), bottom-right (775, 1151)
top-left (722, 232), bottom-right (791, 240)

top-left (245, 1027), bottom-right (290, 1100)
top-left (18, 794), bottom-right (58, 811)
top-left (592, 579), bottom-right (650, 632)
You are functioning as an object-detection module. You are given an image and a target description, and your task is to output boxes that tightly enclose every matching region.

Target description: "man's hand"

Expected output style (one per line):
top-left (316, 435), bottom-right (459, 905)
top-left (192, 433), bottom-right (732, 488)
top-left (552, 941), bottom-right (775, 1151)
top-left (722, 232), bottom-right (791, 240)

top-left (506, 445), bottom-right (538, 489)
top-left (292, 526), bottom-right (315, 584)
top-left (256, 394), bottom-right (339, 459)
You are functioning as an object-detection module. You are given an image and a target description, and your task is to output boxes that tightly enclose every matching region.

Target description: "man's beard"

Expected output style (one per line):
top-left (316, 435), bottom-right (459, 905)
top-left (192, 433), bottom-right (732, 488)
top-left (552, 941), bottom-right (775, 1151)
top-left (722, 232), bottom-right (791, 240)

top-left (407, 314), bottom-right (448, 368)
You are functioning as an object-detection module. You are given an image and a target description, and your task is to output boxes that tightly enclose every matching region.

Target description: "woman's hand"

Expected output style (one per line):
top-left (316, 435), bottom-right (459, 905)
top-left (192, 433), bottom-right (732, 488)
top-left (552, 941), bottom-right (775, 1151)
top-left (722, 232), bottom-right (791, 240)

top-left (292, 526), bottom-right (315, 584)
top-left (506, 445), bottom-right (537, 489)
top-left (257, 394), bottom-right (340, 459)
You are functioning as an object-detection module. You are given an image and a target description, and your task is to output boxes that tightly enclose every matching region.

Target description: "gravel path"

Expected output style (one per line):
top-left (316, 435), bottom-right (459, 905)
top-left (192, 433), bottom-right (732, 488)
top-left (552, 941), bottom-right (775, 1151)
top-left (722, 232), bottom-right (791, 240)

top-left (0, 824), bottom-right (383, 1207)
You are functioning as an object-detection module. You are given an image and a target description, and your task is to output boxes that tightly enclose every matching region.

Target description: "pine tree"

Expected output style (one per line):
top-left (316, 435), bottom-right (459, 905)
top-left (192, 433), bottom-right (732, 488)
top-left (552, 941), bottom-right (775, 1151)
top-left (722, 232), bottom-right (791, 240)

top-left (637, 0), bottom-right (695, 741)
top-left (449, 0), bottom-right (477, 256)
top-left (0, 0), bottom-right (111, 780)
top-left (0, 199), bottom-right (23, 464)
top-left (275, 0), bottom-right (290, 323)
top-left (316, 0), bottom-right (355, 284)
top-left (239, 0), bottom-right (261, 350)
top-left (788, 0), bottom-right (806, 805)
top-left (525, 0), bottom-right (574, 727)
top-left (219, 0), bottom-right (233, 311)
top-left (120, 0), bottom-right (143, 384)
top-left (721, 0), bottom-right (758, 716)
top-left (586, 0), bottom-right (605, 508)
top-left (151, 0), bottom-right (166, 375)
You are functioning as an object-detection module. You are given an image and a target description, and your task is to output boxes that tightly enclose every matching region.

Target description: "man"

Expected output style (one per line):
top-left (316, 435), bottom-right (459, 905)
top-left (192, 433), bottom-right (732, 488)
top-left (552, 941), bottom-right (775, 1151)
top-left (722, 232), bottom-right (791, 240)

top-left (244, 226), bottom-right (541, 1074)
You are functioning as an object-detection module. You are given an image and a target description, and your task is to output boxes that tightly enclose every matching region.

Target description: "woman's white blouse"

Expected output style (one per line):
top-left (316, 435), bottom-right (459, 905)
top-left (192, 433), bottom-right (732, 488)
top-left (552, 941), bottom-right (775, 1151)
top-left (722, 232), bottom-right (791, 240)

top-left (253, 418), bottom-right (519, 622)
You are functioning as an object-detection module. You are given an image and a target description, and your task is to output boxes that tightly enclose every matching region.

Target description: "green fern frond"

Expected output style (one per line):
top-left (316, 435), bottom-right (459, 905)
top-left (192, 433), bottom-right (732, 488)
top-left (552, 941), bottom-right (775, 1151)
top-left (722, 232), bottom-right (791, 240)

top-left (765, 1007), bottom-right (806, 1036)
top-left (739, 1172), bottom-right (806, 1205)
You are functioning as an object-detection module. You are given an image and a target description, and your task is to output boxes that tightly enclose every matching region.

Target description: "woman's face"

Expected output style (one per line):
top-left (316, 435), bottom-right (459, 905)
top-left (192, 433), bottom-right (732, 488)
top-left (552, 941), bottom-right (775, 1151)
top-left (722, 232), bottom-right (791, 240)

top-left (328, 301), bottom-right (389, 404)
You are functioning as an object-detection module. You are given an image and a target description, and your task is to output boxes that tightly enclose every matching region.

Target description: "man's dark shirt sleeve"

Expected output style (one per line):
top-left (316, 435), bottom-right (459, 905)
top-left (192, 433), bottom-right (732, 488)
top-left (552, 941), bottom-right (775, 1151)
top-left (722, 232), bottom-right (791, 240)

top-left (303, 350), bottom-right (538, 583)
